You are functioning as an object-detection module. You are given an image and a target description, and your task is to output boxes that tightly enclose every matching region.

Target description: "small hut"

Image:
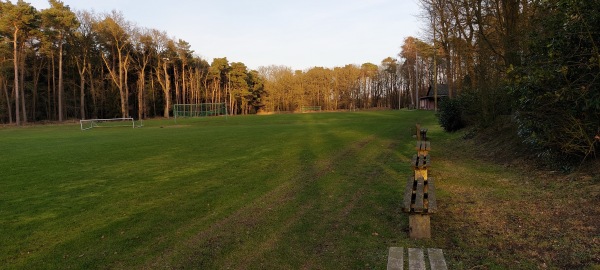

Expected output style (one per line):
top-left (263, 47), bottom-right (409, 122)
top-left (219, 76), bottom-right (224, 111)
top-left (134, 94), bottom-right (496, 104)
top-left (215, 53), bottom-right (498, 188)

top-left (419, 84), bottom-right (449, 110)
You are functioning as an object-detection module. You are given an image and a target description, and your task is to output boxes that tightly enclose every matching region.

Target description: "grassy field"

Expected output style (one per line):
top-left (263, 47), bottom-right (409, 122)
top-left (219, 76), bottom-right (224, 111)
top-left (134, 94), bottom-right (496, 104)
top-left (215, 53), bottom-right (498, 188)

top-left (1, 111), bottom-right (597, 269)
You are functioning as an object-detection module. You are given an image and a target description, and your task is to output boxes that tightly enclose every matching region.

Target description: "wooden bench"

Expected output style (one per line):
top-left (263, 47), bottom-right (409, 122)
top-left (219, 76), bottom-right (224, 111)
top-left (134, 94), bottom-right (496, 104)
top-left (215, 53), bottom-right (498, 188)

top-left (411, 154), bottom-right (430, 180)
top-left (403, 176), bottom-right (437, 239)
top-left (415, 141), bottom-right (431, 156)
top-left (387, 247), bottom-right (448, 270)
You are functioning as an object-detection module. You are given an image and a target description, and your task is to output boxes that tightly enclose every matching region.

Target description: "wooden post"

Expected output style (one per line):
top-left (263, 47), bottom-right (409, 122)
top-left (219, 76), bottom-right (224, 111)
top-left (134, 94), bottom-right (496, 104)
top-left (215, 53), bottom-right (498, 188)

top-left (416, 124), bottom-right (421, 140)
top-left (409, 214), bottom-right (431, 239)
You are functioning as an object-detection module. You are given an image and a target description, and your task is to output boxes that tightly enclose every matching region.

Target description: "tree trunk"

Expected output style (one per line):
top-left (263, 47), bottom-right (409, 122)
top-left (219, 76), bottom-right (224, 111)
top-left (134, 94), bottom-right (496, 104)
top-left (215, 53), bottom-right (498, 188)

top-left (124, 56), bottom-right (129, 118)
top-left (79, 68), bottom-right (86, 119)
top-left (162, 62), bottom-right (171, 118)
top-left (19, 43), bottom-right (27, 123)
top-left (87, 62), bottom-right (97, 119)
top-left (13, 28), bottom-right (20, 126)
top-left (174, 67), bottom-right (180, 105)
top-left (101, 50), bottom-right (128, 118)
top-left (46, 63), bottom-right (51, 119)
top-left (58, 36), bottom-right (64, 122)
top-left (52, 54), bottom-right (57, 120)
top-left (151, 71), bottom-right (156, 116)
top-left (32, 57), bottom-right (44, 122)
top-left (2, 78), bottom-right (12, 124)
top-left (138, 71), bottom-right (144, 120)
top-left (503, 0), bottom-right (521, 68)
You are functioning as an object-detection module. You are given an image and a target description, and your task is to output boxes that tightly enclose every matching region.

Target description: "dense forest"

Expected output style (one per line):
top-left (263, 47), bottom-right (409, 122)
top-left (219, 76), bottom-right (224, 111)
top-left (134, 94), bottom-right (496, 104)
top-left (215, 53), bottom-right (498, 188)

top-left (0, 0), bottom-right (267, 123)
top-left (414, 0), bottom-right (600, 161)
top-left (1, 0), bottom-right (599, 159)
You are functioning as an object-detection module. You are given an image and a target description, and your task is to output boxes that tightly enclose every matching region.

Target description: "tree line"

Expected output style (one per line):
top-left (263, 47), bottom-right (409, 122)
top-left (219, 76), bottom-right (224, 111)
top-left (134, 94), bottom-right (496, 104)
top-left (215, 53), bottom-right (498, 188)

top-left (0, 0), bottom-right (270, 125)
top-left (1, 0), bottom-right (419, 126)
top-left (258, 58), bottom-right (406, 112)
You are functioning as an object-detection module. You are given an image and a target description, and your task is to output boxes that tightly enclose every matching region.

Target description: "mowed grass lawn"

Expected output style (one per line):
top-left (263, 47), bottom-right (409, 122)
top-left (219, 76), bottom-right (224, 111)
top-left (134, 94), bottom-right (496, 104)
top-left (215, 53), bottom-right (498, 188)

top-left (2, 111), bottom-right (598, 269)
top-left (1, 111), bottom-right (436, 269)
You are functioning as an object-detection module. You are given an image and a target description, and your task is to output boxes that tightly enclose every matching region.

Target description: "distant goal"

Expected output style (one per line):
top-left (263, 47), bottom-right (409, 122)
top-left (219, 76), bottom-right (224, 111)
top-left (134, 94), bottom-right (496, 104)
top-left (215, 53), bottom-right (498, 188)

top-left (173, 103), bottom-right (228, 121)
top-left (301, 106), bottom-right (322, 113)
top-left (80, 118), bottom-right (143, 131)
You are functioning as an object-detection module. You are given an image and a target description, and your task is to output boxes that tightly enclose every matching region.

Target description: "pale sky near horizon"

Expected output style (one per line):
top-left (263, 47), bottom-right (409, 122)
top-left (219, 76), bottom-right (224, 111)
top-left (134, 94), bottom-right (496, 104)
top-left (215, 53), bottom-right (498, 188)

top-left (26, 0), bottom-right (423, 71)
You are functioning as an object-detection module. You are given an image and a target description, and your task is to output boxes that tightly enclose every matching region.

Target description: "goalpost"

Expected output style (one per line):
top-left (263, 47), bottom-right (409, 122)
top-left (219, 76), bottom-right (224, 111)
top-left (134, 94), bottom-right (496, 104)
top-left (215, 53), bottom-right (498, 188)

top-left (80, 118), bottom-right (143, 131)
top-left (173, 103), bottom-right (228, 121)
top-left (301, 106), bottom-right (322, 113)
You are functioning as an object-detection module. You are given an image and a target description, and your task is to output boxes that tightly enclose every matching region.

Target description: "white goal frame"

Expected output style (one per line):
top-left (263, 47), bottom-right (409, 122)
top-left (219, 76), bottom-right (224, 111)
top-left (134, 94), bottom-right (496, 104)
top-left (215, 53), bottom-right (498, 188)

top-left (80, 118), bottom-right (143, 131)
top-left (301, 106), bottom-right (322, 113)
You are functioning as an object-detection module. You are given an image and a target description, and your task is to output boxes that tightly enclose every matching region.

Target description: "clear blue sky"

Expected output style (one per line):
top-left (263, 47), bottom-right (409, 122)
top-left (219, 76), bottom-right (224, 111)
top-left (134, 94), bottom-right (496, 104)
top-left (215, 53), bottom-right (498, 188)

top-left (27, 0), bottom-right (422, 70)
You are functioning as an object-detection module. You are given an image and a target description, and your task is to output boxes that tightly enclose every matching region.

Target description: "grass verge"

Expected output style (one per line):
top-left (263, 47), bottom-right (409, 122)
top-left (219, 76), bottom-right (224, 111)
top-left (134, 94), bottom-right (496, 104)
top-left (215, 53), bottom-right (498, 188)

top-left (433, 124), bottom-right (599, 269)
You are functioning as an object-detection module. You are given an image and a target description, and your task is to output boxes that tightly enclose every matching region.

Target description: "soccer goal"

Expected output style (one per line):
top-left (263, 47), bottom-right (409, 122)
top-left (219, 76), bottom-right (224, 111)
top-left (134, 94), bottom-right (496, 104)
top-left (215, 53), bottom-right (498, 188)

top-left (80, 118), bottom-right (143, 131)
top-left (173, 103), bottom-right (228, 121)
top-left (301, 106), bottom-right (322, 113)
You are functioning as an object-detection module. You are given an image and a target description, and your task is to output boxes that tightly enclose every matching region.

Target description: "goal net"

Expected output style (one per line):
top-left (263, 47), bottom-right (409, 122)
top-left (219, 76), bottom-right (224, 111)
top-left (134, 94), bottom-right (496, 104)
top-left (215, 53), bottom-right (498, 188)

top-left (301, 106), bottom-right (322, 113)
top-left (80, 118), bottom-right (143, 131)
top-left (173, 103), bottom-right (227, 120)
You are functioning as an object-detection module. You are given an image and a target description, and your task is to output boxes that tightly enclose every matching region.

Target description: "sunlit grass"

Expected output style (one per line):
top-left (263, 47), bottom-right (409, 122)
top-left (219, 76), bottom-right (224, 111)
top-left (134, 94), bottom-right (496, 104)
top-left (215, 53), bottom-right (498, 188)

top-left (1, 111), bottom-right (437, 269)
top-left (4, 111), bottom-right (596, 269)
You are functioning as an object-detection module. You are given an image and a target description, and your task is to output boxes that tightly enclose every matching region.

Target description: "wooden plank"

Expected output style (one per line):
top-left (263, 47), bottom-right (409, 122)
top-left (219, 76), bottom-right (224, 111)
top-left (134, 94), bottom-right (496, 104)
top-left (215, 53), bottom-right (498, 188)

top-left (415, 141), bottom-right (430, 155)
top-left (413, 155), bottom-right (430, 169)
top-left (414, 177), bottom-right (425, 213)
top-left (416, 141), bottom-right (428, 151)
top-left (427, 248), bottom-right (448, 270)
top-left (387, 247), bottom-right (404, 270)
top-left (403, 176), bottom-right (415, 212)
top-left (408, 248), bottom-right (426, 270)
top-left (427, 177), bottom-right (437, 213)
top-left (418, 155), bottom-right (425, 168)
top-left (416, 124), bottom-right (421, 141)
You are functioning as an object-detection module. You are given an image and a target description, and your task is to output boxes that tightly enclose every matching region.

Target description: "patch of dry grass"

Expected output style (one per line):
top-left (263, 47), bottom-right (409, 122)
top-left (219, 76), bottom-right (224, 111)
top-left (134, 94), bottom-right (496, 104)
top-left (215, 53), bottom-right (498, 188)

top-left (432, 126), bottom-right (600, 269)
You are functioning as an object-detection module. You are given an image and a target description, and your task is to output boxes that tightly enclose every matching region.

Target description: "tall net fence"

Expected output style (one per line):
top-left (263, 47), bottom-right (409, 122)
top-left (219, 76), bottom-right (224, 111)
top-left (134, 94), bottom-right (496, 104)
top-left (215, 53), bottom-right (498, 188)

top-left (173, 103), bottom-right (227, 120)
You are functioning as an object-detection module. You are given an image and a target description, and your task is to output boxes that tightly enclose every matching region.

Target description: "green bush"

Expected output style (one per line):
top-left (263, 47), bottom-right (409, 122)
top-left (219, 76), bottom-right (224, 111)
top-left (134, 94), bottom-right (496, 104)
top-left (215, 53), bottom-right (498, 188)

top-left (436, 98), bottom-right (465, 132)
top-left (510, 0), bottom-right (600, 160)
